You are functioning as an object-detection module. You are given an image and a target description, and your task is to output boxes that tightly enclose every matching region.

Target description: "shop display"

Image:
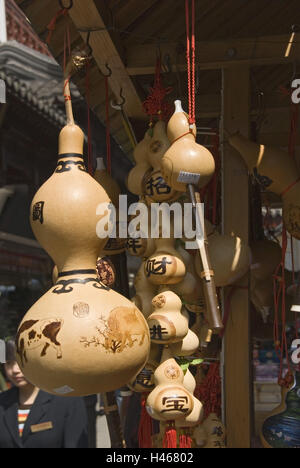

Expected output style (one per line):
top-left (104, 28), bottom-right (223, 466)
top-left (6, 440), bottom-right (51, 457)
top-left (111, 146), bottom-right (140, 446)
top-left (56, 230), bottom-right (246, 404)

top-left (228, 133), bottom-right (300, 240)
top-left (15, 64), bottom-right (150, 396)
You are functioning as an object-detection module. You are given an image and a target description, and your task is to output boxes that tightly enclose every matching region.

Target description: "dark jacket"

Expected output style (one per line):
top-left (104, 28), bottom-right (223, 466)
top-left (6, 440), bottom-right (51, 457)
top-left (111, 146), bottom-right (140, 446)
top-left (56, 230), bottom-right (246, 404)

top-left (0, 387), bottom-right (88, 448)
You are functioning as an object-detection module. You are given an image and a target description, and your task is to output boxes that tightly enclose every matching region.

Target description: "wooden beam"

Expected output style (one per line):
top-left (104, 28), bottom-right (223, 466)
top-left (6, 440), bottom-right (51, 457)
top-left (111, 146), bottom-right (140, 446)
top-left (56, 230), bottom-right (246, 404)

top-left (126, 34), bottom-right (300, 75)
top-left (222, 66), bottom-right (253, 448)
top-left (68, 0), bottom-right (145, 120)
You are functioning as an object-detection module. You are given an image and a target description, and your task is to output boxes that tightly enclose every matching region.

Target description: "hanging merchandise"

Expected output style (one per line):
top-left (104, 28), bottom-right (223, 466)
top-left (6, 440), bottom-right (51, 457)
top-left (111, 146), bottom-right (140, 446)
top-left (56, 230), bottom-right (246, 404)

top-left (127, 131), bottom-right (152, 196)
top-left (193, 413), bottom-right (226, 448)
top-left (96, 256), bottom-right (116, 288)
top-left (194, 226), bottom-right (251, 287)
top-left (143, 121), bottom-right (180, 205)
top-left (147, 290), bottom-right (189, 345)
top-left (145, 347), bottom-right (195, 448)
top-left (15, 54), bottom-right (150, 397)
top-left (227, 133), bottom-right (300, 240)
top-left (159, 20), bottom-right (223, 332)
top-left (260, 370), bottom-right (300, 448)
top-left (144, 235), bottom-right (186, 286)
top-left (161, 100), bottom-right (215, 192)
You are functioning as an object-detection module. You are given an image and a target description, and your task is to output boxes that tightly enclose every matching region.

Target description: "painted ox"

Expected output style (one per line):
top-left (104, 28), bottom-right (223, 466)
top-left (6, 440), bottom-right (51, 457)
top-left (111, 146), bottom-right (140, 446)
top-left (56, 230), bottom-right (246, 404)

top-left (104, 307), bottom-right (148, 353)
top-left (16, 318), bottom-right (63, 367)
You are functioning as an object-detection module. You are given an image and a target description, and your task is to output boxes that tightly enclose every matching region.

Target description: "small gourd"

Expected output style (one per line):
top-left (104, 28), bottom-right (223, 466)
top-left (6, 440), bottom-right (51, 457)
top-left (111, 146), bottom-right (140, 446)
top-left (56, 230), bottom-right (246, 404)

top-left (147, 290), bottom-right (189, 344)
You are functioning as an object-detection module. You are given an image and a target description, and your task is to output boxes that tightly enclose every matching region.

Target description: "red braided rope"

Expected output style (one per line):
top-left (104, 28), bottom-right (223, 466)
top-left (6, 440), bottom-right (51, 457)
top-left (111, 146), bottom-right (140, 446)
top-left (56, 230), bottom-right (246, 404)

top-left (280, 176), bottom-right (300, 197)
top-left (185, 0), bottom-right (196, 125)
top-left (46, 8), bottom-right (69, 45)
top-left (273, 228), bottom-right (293, 387)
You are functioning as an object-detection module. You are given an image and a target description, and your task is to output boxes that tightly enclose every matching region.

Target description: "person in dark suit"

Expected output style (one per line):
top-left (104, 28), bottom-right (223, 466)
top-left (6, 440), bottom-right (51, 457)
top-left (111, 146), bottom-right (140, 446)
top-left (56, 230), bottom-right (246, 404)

top-left (0, 340), bottom-right (89, 448)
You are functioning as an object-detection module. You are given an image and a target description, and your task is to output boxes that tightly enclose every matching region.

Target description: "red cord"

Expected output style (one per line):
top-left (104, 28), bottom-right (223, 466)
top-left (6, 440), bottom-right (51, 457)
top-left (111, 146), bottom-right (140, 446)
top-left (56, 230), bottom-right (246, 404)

top-left (105, 76), bottom-right (112, 175)
top-left (46, 8), bottom-right (69, 45)
top-left (280, 176), bottom-right (300, 197)
top-left (273, 228), bottom-right (293, 387)
top-left (185, 0), bottom-right (196, 125)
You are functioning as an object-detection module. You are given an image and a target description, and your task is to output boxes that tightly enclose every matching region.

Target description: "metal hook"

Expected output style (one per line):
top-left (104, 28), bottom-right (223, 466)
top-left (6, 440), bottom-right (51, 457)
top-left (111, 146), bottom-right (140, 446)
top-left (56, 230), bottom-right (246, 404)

top-left (59, 0), bottom-right (73, 10)
top-left (85, 31), bottom-right (93, 55)
top-left (111, 88), bottom-right (125, 110)
top-left (100, 63), bottom-right (112, 78)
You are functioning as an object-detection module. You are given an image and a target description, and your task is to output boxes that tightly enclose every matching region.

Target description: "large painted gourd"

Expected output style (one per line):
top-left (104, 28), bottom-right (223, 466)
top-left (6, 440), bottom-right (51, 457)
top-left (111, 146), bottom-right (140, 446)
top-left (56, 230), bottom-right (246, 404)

top-left (15, 91), bottom-right (150, 396)
top-left (228, 132), bottom-right (300, 240)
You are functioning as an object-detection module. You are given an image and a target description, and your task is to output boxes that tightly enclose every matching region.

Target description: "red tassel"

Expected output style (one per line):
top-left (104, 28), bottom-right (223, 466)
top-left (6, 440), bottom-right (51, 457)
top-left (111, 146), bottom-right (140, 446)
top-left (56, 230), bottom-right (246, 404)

top-left (138, 395), bottom-right (152, 448)
top-left (163, 421), bottom-right (177, 448)
top-left (179, 429), bottom-right (192, 448)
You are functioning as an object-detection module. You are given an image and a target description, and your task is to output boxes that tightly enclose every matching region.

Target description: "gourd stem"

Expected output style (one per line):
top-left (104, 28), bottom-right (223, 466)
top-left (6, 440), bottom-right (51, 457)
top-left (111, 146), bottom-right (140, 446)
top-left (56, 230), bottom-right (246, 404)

top-left (63, 59), bottom-right (75, 125)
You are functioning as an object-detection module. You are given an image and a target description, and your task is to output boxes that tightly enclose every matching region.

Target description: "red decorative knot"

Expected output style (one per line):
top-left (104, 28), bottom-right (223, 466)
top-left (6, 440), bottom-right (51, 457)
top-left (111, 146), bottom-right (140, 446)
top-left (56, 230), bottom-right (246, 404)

top-left (142, 56), bottom-right (173, 122)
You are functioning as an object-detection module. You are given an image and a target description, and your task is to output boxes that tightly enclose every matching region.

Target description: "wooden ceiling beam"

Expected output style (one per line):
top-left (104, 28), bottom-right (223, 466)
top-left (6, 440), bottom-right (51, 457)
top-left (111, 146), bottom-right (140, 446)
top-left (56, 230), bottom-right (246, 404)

top-left (126, 34), bottom-right (300, 75)
top-left (68, 0), bottom-right (145, 120)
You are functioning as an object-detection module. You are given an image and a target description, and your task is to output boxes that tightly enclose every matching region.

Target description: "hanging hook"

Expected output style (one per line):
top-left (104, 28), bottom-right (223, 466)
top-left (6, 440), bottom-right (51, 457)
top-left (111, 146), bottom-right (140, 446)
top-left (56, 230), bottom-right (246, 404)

top-left (111, 88), bottom-right (125, 110)
top-left (59, 0), bottom-right (73, 9)
top-left (85, 31), bottom-right (93, 55)
top-left (100, 63), bottom-right (112, 78)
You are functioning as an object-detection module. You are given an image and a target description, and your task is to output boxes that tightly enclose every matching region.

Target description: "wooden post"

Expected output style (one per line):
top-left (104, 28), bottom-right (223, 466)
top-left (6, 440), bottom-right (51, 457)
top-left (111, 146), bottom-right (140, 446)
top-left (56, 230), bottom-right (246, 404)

top-left (222, 66), bottom-right (253, 448)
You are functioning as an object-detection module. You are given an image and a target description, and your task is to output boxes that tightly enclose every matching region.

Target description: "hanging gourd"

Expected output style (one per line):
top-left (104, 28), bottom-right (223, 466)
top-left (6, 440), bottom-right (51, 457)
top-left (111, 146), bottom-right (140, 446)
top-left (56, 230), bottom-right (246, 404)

top-left (146, 347), bottom-right (194, 423)
top-left (127, 130), bottom-right (152, 196)
top-left (194, 413), bottom-right (226, 448)
top-left (194, 228), bottom-right (251, 287)
top-left (15, 57), bottom-right (150, 397)
top-left (161, 100), bottom-right (215, 192)
top-left (96, 256), bottom-right (116, 288)
top-left (143, 121), bottom-right (180, 204)
top-left (126, 200), bottom-right (156, 259)
top-left (228, 132), bottom-right (300, 240)
top-left (144, 236), bottom-right (186, 286)
top-left (147, 289), bottom-right (189, 344)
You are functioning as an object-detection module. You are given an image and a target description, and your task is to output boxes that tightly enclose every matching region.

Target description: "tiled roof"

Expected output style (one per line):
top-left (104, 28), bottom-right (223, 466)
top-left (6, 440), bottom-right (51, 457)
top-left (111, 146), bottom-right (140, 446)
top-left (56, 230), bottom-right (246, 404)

top-left (0, 40), bottom-right (82, 127)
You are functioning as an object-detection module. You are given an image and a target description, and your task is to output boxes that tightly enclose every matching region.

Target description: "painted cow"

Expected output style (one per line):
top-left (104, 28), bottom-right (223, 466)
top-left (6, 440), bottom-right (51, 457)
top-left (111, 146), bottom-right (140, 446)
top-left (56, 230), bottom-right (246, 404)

top-left (104, 307), bottom-right (148, 353)
top-left (16, 318), bottom-right (63, 367)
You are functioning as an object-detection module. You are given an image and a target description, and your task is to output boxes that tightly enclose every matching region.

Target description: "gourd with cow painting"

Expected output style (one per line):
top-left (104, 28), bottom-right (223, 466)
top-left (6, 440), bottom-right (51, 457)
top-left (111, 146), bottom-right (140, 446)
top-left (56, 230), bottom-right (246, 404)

top-left (15, 85), bottom-right (150, 396)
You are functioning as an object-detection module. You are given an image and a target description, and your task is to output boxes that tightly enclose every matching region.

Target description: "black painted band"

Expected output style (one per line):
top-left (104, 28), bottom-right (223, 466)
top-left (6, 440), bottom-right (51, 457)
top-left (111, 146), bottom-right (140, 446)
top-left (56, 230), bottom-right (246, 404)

top-left (57, 153), bottom-right (84, 159)
top-left (58, 269), bottom-right (97, 278)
